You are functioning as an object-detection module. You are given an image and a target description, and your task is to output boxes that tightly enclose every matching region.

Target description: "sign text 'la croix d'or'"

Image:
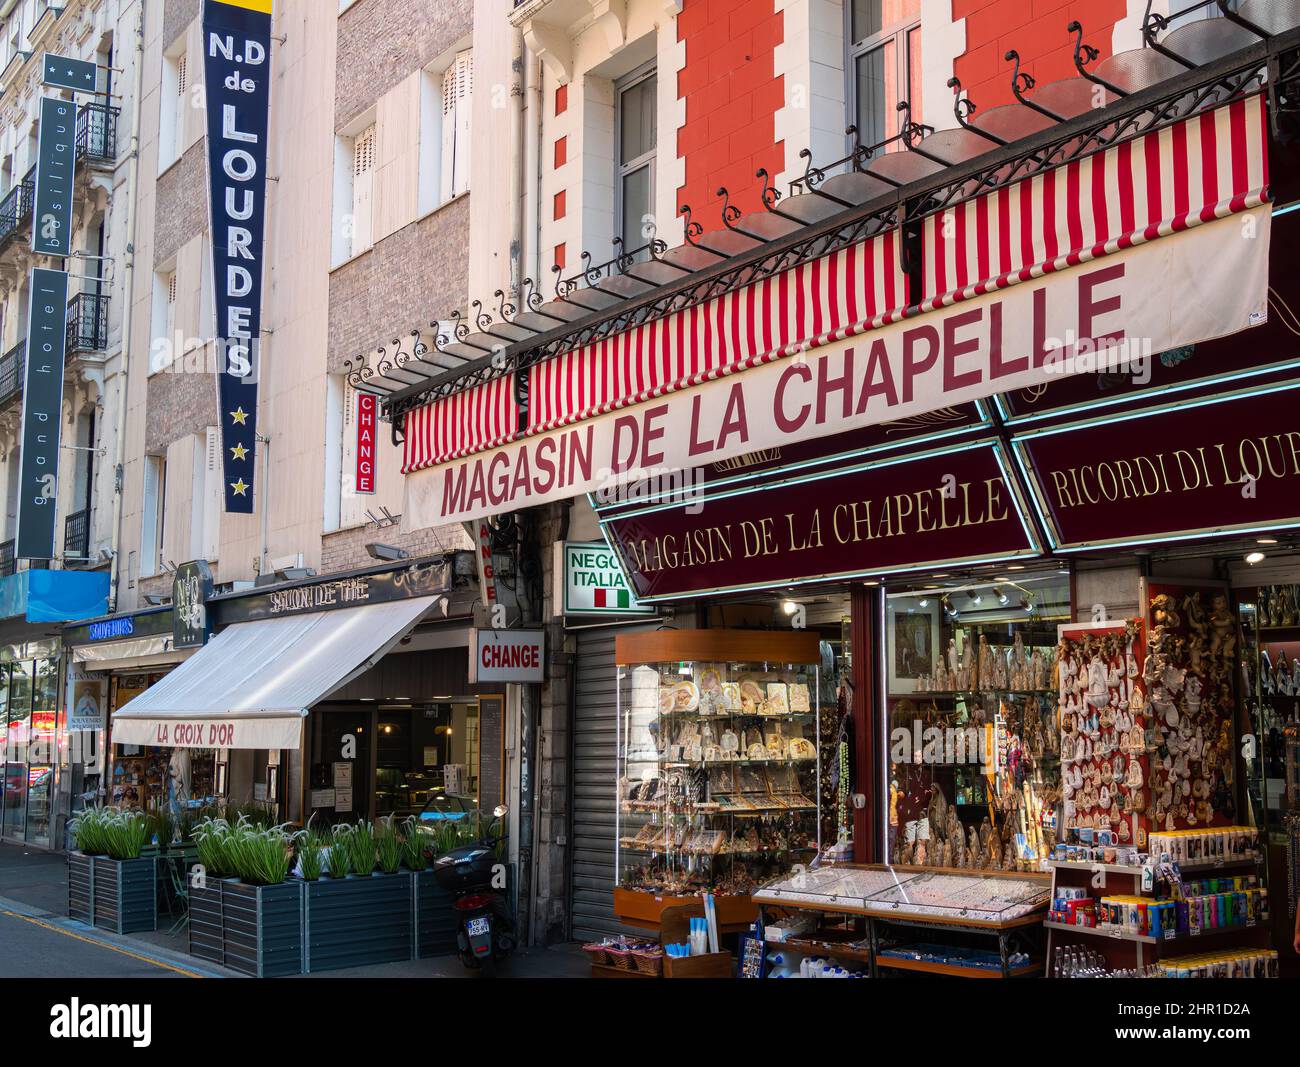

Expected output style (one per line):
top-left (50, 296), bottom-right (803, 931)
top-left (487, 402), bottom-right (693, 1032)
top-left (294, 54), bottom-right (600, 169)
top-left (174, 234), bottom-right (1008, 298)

top-left (405, 209), bottom-right (1271, 531)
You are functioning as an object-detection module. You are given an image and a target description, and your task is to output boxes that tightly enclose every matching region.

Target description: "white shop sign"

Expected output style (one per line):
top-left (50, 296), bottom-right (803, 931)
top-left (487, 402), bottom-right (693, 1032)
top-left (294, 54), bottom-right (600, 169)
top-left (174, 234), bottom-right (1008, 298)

top-left (556, 540), bottom-right (652, 616)
top-left (470, 628), bottom-right (545, 683)
top-left (404, 209), bottom-right (1270, 529)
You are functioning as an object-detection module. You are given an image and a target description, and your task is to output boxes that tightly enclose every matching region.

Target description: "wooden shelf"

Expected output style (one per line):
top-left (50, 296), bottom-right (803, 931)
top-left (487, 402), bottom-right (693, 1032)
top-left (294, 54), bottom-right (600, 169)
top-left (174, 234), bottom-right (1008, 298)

top-left (768, 936), bottom-right (872, 963)
top-left (876, 955), bottom-right (1041, 978)
top-left (1044, 920), bottom-right (1157, 944)
top-left (615, 628), bottom-right (821, 667)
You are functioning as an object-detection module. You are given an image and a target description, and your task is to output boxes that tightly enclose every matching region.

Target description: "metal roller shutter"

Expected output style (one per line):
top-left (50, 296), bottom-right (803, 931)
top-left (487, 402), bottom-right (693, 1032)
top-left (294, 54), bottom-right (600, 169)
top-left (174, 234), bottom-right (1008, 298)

top-left (569, 626), bottom-right (649, 943)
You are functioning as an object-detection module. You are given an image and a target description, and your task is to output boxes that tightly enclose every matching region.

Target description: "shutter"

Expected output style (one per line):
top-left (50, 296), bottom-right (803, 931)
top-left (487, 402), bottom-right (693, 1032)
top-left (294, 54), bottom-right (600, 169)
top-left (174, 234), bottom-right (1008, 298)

top-left (201, 427), bottom-right (221, 561)
top-left (351, 123), bottom-right (375, 253)
top-left (176, 54), bottom-right (187, 96)
top-left (439, 65), bottom-right (457, 203)
top-left (569, 625), bottom-right (655, 943)
top-left (452, 50), bottom-right (472, 197)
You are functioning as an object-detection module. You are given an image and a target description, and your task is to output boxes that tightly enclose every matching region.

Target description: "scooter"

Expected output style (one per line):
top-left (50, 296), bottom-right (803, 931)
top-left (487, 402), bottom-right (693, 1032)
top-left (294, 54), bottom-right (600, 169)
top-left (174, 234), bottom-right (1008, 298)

top-left (431, 804), bottom-right (515, 974)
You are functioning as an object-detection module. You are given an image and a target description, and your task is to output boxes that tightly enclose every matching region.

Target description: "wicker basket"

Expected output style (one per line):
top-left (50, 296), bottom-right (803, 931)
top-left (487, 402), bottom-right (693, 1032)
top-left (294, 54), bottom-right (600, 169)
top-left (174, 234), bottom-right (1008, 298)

top-left (582, 943), bottom-right (611, 967)
top-left (631, 948), bottom-right (664, 976)
top-left (607, 947), bottom-right (636, 971)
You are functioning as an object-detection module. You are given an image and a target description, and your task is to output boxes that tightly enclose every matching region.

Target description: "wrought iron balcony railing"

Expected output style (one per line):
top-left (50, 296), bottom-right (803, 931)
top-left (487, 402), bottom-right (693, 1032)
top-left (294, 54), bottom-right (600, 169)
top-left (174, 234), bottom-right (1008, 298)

top-left (0, 341), bottom-right (25, 408)
top-left (63, 509), bottom-right (89, 561)
top-left (0, 540), bottom-right (14, 578)
top-left (0, 167), bottom-right (35, 248)
top-left (66, 291), bottom-right (109, 352)
top-left (75, 102), bottom-right (118, 165)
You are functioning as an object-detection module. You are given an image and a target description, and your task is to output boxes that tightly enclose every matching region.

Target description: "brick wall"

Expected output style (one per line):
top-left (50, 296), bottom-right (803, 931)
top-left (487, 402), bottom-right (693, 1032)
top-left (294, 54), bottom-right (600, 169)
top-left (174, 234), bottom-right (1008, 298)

top-left (144, 364), bottom-right (220, 456)
top-left (953, 0), bottom-right (1128, 111)
top-left (153, 142), bottom-right (208, 269)
top-left (335, 0), bottom-right (473, 131)
top-left (320, 520), bottom-right (472, 575)
top-left (676, 0), bottom-right (785, 231)
top-left (326, 193), bottom-right (471, 374)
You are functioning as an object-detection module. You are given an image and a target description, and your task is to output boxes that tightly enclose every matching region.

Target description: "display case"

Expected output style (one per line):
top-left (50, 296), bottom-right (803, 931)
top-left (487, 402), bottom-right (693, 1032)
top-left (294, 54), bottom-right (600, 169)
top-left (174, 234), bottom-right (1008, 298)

top-left (884, 574), bottom-right (1069, 871)
top-left (614, 630), bottom-right (822, 926)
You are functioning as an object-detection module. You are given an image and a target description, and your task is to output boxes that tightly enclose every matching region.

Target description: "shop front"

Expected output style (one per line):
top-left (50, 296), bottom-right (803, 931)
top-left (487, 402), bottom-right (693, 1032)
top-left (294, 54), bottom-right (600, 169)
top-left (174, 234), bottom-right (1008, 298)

top-left (383, 19), bottom-right (1300, 973)
top-left (106, 555), bottom-right (509, 831)
top-left (0, 568), bottom-right (108, 849)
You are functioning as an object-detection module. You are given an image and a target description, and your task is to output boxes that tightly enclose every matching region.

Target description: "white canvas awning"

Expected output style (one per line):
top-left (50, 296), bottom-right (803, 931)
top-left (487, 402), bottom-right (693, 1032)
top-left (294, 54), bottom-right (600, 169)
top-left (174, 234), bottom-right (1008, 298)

top-left (110, 595), bottom-right (440, 749)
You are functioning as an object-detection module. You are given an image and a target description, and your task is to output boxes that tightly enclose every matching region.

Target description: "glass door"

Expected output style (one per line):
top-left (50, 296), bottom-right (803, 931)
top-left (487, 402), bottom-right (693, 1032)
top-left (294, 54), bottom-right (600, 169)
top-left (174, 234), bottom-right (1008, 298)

top-left (3, 661), bottom-right (31, 840)
top-left (25, 658), bottom-right (59, 846)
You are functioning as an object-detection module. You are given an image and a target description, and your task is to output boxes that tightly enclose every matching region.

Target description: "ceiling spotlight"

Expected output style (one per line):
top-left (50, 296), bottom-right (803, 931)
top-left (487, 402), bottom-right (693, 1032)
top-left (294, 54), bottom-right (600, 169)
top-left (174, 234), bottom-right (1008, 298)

top-left (1257, 537), bottom-right (1278, 545)
top-left (970, 593), bottom-right (983, 606)
top-left (781, 600), bottom-right (798, 615)
top-left (1245, 550), bottom-right (1266, 565)
top-left (994, 587), bottom-right (1010, 606)
top-left (917, 598), bottom-right (930, 609)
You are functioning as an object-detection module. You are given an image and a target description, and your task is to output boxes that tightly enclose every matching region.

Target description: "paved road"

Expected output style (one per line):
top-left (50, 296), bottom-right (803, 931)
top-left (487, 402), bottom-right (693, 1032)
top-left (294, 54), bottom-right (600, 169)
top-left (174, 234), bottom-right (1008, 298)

top-left (0, 909), bottom-right (194, 979)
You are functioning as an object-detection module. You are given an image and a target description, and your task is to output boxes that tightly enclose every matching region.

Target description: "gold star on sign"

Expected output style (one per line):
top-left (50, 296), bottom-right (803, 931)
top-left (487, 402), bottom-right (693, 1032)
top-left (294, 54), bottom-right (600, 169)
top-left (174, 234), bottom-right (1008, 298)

top-left (230, 478), bottom-right (250, 497)
top-left (230, 442), bottom-right (249, 461)
top-left (229, 407), bottom-right (249, 425)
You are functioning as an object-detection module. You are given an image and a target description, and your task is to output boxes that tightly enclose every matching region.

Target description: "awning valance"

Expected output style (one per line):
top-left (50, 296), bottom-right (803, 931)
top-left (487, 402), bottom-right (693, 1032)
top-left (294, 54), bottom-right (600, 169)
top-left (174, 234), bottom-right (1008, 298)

top-left (402, 373), bottom-right (517, 475)
top-left (110, 595), bottom-right (439, 749)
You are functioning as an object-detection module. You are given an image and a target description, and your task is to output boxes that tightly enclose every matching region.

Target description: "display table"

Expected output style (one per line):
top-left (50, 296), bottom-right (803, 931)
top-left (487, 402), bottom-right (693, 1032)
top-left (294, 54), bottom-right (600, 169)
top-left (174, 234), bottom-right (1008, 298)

top-left (613, 887), bottom-right (757, 931)
top-left (753, 863), bottom-right (1051, 978)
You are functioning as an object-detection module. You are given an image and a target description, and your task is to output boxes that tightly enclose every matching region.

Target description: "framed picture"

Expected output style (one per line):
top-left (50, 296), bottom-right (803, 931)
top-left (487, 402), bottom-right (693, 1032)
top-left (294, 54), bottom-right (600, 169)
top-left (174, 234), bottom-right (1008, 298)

top-left (886, 598), bottom-right (940, 694)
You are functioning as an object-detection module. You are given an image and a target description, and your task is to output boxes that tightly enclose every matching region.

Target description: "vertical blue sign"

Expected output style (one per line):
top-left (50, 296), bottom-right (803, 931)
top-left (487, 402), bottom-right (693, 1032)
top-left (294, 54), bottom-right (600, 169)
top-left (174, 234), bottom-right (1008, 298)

top-left (203, 0), bottom-right (272, 513)
top-left (15, 268), bottom-right (70, 559)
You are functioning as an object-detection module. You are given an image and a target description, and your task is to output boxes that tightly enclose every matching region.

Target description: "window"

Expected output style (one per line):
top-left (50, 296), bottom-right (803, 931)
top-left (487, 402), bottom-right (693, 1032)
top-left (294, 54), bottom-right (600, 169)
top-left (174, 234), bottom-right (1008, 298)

top-left (159, 40), bottom-right (189, 171)
top-left (846, 0), bottom-right (920, 147)
top-left (140, 454), bottom-right (165, 577)
top-left (149, 267), bottom-right (177, 373)
top-left (418, 49), bottom-right (472, 215)
top-left (161, 431), bottom-right (221, 567)
top-left (616, 66), bottom-right (656, 258)
top-left (333, 119), bottom-right (375, 264)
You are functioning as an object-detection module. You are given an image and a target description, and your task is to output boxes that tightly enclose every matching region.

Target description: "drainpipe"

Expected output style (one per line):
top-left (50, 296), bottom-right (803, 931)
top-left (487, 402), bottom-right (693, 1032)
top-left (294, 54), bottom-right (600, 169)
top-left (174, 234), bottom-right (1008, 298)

top-left (509, 28), bottom-right (525, 298)
top-left (523, 48), bottom-right (542, 291)
top-left (107, 0), bottom-right (146, 613)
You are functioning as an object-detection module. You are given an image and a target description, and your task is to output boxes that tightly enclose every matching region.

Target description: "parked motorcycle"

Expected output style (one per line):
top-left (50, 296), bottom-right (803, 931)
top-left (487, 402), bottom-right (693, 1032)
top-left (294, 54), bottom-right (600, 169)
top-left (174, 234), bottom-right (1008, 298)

top-left (431, 804), bottom-right (514, 974)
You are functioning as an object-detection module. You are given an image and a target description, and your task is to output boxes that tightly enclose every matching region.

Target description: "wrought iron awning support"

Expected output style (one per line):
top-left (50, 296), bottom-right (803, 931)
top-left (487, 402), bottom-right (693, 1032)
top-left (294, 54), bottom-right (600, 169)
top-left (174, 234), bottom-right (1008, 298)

top-left (379, 20), bottom-right (1300, 424)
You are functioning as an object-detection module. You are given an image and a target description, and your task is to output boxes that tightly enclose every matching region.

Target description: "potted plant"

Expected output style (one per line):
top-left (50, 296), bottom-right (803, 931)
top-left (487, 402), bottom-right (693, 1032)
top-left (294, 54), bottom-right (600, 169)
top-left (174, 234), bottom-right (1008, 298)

top-left (68, 807), bottom-right (158, 934)
top-left (405, 815), bottom-right (460, 958)
top-left (302, 819), bottom-right (412, 972)
top-left (188, 816), bottom-right (304, 976)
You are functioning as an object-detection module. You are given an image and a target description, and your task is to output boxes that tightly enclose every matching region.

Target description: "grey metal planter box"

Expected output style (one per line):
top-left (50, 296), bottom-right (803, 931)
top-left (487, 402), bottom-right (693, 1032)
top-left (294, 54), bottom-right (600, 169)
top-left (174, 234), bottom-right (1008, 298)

top-left (91, 856), bottom-right (157, 934)
top-left (221, 880), bottom-right (305, 977)
top-left (412, 869), bottom-right (458, 958)
top-left (67, 852), bottom-right (94, 924)
top-left (188, 881), bottom-right (225, 966)
top-left (305, 872), bottom-right (412, 972)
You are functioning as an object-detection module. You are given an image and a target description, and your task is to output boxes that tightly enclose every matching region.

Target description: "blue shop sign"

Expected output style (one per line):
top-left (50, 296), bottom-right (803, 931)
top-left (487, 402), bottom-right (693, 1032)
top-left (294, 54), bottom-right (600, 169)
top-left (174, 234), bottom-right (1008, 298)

top-left (87, 617), bottom-right (135, 641)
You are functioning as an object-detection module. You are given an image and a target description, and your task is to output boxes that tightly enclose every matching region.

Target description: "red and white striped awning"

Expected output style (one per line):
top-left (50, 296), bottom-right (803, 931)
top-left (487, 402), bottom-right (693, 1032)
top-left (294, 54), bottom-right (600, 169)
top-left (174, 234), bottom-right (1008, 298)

top-left (527, 230), bottom-right (906, 433)
top-left (400, 94), bottom-right (1269, 478)
top-left (401, 373), bottom-right (517, 475)
top-left (919, 93), bottom-right (1269, 306)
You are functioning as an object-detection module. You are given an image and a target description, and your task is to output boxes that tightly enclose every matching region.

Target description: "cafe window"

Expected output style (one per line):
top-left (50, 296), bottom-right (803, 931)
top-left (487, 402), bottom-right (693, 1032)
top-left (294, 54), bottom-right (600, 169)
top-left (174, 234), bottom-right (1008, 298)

top-left (846, 0), bottom-right (921, 147)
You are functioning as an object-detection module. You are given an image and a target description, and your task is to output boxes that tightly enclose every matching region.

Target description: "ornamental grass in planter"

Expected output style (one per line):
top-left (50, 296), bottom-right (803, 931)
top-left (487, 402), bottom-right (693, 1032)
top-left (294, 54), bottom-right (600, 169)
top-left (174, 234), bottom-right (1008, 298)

top-left (188, 817), bottom-right (304, 976)
top-left (67, 807), bottom-right (157, 934)
top-left (302, 818), bottom-right (411, 972)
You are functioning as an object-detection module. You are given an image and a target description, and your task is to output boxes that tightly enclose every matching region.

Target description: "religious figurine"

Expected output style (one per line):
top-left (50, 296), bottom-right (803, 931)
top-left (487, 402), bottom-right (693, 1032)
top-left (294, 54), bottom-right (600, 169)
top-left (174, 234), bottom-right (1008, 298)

top-left (1208, 595), bottom-right (1237, 660)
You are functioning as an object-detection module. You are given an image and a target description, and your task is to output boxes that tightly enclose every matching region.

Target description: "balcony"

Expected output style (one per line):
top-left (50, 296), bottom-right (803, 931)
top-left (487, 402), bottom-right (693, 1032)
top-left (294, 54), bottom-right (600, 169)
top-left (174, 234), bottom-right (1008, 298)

top-left (0, 541), bottom-right (13, 579)
top-left (75, 102), bottom-right (118, 166)
top-left (66, 291), bottom-right (109, 352)
top-left (0, 167), bottom-right (34, 248)
top-left (0, 341), bottom-right (24, 408)
top-left (63, 509), bottom-right (89, 562)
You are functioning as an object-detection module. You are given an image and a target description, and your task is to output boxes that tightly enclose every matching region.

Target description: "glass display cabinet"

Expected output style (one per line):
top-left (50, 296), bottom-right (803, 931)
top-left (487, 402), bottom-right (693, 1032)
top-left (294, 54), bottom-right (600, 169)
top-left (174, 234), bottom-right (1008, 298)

top-left (883, 574), bottom-right (1070, 871)
top-left (614, 629), bottom-right (822, 929)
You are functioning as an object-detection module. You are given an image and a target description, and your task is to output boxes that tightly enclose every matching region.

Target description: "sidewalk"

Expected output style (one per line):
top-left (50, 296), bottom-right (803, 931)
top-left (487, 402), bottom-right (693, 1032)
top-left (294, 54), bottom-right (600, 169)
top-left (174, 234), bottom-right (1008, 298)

top-left (0, 842), bottom-right (587, 978)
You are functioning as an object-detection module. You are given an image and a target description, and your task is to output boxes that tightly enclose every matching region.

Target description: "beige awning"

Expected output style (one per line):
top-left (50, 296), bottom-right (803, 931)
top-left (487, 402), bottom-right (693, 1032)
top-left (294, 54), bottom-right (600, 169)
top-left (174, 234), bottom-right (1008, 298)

top-left (111, 595), bottom-right (440, 749)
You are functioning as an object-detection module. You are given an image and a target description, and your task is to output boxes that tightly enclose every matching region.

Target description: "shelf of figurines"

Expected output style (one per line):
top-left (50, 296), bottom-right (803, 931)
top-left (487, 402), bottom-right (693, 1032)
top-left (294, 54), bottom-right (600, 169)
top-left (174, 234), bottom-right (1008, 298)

top-left (891, 689), bottom-right (1056, 700)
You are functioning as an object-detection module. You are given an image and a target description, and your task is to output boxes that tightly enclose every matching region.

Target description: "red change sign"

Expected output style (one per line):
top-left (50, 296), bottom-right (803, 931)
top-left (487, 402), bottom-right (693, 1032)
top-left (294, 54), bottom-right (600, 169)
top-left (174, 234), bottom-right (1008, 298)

top-left (604, 444), bottom-right (1039, 601)
top-left (1015, 383), bottom-right (1300, 550)
top-left (356, 392), bottom-right (377, 494)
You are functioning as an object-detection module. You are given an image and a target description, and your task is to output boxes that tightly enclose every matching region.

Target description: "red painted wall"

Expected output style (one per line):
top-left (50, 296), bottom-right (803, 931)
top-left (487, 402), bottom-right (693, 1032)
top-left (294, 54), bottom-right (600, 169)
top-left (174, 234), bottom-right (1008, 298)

top-left (953, 0), bottom-right (1128, 111)
top-left (676, 0), bottom-right (785, 233)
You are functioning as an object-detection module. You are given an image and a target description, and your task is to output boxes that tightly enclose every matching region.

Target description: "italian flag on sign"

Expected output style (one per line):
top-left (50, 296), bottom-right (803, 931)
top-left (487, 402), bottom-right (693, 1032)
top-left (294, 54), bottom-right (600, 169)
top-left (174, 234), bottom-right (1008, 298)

top-left (592, 587), bottom-right (632, 610)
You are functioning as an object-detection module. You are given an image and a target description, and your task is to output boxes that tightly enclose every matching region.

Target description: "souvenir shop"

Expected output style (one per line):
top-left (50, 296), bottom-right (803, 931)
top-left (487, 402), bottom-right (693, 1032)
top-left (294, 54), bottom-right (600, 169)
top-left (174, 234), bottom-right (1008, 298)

top-left (386, 12), bottom-right (1300, 973)
top-left (105, 554), bottom-right (508, 830)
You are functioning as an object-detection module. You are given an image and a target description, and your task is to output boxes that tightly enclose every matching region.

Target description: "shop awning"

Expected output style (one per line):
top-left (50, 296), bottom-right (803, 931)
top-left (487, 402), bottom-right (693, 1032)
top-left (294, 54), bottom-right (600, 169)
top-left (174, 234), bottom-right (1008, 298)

top-left (110, 595), bottom-right (440, 750)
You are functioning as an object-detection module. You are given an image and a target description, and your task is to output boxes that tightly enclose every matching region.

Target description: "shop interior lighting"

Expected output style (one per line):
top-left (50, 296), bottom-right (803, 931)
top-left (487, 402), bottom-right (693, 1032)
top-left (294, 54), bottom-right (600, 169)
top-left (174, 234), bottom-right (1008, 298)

top-left (1257, 537), bottom-right (1279, 545)
top-left (1245, 551), bottom-right (1266, 564)
top-left (994, 587), bottom-right (1010, 605)
top-left (781, 600), bottom-right (798, 615)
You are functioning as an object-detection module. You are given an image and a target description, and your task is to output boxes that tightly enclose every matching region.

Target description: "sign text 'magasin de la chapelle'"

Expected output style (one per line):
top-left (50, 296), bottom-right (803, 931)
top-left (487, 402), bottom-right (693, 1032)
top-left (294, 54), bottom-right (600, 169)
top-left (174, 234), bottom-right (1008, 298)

top-left (436, 263), bottom-right (1128, 517)
top-left (621, 474), bottom-right (1012, 576)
